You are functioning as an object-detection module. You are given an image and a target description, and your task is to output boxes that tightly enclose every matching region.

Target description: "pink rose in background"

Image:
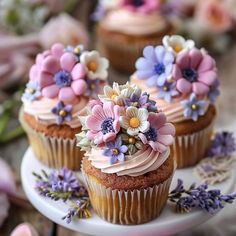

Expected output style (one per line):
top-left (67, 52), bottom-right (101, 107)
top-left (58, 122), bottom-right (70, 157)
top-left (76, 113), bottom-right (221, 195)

top-left (195, 0), bottom-right (232, 33)
top-left (10, 223), bottom-right (39, 236)
top-left (173, 48), bottom-right (217, 96)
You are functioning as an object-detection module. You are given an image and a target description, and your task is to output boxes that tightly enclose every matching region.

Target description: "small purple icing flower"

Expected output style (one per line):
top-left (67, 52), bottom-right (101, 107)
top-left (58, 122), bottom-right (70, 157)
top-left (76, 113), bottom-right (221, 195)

top-left (157, 81), bottom-right (179, 103)
top-left (90, 3), bottom-right (106, 21)
top-left (208, 80), bottom-right (220, 103)
top-left (66, 45), bottom-right (84, 62)
top-left (135, 46), bottom-right (174, 87)
top-left (51, 101), bottom-right (72, 125)
top-left (103, 137), bottom-right (128, 164)
top-left (208, 132), bottom-right (236, 157)
top-left (22, 81), bottom-right (41, 101)
top-left (181, 93), bottom-right (207, 121)
top-left (85, 78), bottom-right (101, 98)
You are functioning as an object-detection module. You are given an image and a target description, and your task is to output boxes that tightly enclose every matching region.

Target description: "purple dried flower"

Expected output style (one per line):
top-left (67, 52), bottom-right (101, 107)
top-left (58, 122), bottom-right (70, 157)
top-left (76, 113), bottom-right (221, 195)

top-left (208, 131), bottom-right (236, 157)
top-left (157, 81), bottom-right (179, 103)
top-left (22, 81), bottom-right (41, 101)
top-left (51, 101), bottom-right (72, 125)
top-left (208, 80), bottom-right (220, 103)
top-left (103, 137), bottom-right (128, 164)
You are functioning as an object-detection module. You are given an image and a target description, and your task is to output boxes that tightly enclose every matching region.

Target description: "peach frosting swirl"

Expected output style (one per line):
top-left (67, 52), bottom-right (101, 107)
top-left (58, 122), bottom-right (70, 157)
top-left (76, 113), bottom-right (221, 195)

top-left (22, 97), bottom-right (88, 128)
top-left (86, 146), bottom-right (170, 177)
top-left (100, 9), bottom-right (168, 36)
top-left (131, 75), bottom-right (209, 123)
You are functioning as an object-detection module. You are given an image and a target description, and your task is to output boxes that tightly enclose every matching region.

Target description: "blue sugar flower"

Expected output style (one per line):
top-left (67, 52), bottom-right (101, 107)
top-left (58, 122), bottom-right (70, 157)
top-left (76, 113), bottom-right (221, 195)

top-left (103, 137), bottom-right (128, 164)
top-left (22, 81), bottom-right (41, 101)
top-left (135, 45), bottom-right (174, 87)
top-left (51, 101), bottom-right (72, 125)
top-left (157, 81), bottom-right (179, 103)
top-left (181, 93), bottom-right (207, 121)
top-left (208, 80), bottom-right (220, 103)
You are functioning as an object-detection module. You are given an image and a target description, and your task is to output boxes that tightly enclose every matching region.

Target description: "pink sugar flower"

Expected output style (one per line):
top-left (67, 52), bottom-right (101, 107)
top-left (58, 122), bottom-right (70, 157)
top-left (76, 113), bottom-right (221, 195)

top-left (86, 102), bottom-right (121, 145)
top-left (173, 48), bottom-right (217, 96)
top-left (29, 43), bottom-right (87, 102)
top-left (121, 0), bottom-right (160, 14)
top-left (139, 112), bottom-right (175, 153)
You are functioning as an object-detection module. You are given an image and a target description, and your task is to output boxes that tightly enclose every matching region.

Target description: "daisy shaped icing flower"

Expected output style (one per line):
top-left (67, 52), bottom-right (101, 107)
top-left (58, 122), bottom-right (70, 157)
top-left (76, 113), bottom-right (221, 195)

top-left (80, 50), bottom-right (109, 80)
top-left (22, 81), bottom-right (41, 102)
top-left (120, 107), bottom-right (149, 136)
top-left (163, 35), bottom-right (195, 55)
top-left (86, 102), bottom-right (121, 145)
top-left (121, 0), bottom-right (160, 14)
top-left (30, 43), bottom-right (87, 103)
top-left (51, 101), bottom-right (72, 125)
top-left (157, 81), bottom-right (179, 103)
top-left (173, 48), bottom-right (217, 96)
top-left (139, 112), bottom-right (175, 153)
top-left (135, 45), bottom-right (174, 87)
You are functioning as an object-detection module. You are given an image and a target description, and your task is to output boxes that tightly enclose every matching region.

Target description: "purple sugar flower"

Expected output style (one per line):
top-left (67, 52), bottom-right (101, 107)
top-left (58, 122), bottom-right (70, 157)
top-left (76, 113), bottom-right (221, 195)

top-left (85, 78), bottom-right (101, 98)
top-left (22, 81), bottom-right (41, 101)
top-left (51, 101), bottom-right (72, 125)
top-left (157, 81), bottom-right (179, 103)
top-left (208, 132), bottom-right (236, 157)
top-left (90, 4), bottom-right (105, 21)
top-left (66, 45), bottom-right (84, 62)
top-left (135, 46), bottom-right (174, 87)
top-left (181, 93), bottom-right (207, 121)
top-left (103, 137), bottom-right (128, 164)
top-left (208, 80), bottom-right (220, 103)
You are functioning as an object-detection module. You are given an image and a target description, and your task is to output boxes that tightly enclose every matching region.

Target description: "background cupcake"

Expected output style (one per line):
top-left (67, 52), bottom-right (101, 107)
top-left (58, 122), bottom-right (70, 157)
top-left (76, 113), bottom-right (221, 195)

top-left (95, 0), bottom-right (176, 73)
top-left (131, 35), bottom-right (220, 168)
top-left (19, 43), bottom-right (109, 170)
top-left (78, 82), bottom-right (175, 225)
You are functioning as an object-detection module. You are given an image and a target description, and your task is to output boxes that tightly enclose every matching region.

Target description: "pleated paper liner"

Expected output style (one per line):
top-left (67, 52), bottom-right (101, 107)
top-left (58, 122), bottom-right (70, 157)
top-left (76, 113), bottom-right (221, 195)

top-left (19, 109), bottom-right (84, 170)
top-left (171, 122), bottom-right (215, 169)
top-left (82, 161), bottom-right (174, 225)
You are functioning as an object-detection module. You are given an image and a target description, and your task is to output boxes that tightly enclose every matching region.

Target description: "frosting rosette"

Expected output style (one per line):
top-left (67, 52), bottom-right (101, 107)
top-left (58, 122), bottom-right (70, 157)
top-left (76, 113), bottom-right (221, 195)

top-left (134, 35), bottom-right (220, 122)
top-left (21, 43), bottom-right (109, 127)
top-left (77, 82), bottom-right (175, 176)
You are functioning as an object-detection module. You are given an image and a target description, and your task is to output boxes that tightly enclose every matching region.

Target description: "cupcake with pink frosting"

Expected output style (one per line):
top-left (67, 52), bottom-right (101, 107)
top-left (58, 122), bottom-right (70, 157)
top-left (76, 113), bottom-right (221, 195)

top-left (19, 43), bottom-right (109, 170)
top-left (131, 35), bottom-right (220, 168)
top-left (78, 82), bottom-right (175, 224)
top-left (94, 0), bottom-right (175, 73)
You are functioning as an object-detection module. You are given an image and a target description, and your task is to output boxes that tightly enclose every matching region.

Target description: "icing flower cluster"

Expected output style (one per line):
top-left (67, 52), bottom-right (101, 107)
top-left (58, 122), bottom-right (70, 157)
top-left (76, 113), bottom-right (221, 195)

top-left (77, 82), bottom-right (175, 165)
top-left (22, 43), bottom-right (109, 125)
top-left (135, 35), bottom-right (220, 121)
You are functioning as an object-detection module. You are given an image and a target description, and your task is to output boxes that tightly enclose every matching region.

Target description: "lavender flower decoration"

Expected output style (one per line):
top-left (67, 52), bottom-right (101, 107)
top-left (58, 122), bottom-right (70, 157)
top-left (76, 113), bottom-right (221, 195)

top-left (208, 132), bottom-right (236, 157)
top-left (22, 81), bottom-right (41, 101)
top-left (90, 4), bottom-right (105, 21)
top-left (157, 81), bottom-right (179, 103)
top-left (169, 179), bottom-right (236, 214)
top-left (181, 93), bottom-right (207, 121)
top-left (135, 46), bottom-right (174, 87)
top-left (51, 101), bottom-right (72, 125)
top-left (103, 137), bottom-right (128, 164)
top-left (208, 80), bottom-right (220, 103)
top-left (85, 78), bottom-right (101, 98)
top-left (66, 45), bottom-right (84, 62)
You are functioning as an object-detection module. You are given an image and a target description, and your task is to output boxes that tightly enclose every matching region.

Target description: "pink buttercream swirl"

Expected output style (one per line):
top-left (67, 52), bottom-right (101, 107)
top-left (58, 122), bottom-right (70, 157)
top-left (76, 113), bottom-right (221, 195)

top-left (86, 146), bottom-right (170, 177)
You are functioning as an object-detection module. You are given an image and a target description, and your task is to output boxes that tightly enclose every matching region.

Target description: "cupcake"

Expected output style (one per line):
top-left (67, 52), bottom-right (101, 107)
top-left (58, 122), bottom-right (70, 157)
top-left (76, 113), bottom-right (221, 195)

top-left (95, 0), bottom-right (175, 73)
top-left (131, 35), bottom-right (220, 168)
top-left (77, 82), bottom-right (175, 224)
top-left (19, 43), bottom-right (109, 170)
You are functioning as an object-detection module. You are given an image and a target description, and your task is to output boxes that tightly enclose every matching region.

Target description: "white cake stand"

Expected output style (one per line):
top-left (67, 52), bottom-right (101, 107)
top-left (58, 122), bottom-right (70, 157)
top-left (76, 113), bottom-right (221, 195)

top-left (21, 147), bottom-right (235, 236)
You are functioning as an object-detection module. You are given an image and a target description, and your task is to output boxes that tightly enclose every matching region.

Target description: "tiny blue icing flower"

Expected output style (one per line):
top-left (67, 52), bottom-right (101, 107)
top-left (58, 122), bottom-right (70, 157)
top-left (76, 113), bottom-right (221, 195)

top-left (157, 81), bottom-right (179, 103)
top-left (22, 80), bottom-right (41, 101)
top-left (208, 80), bottom-right (220, 103)
top-left (51, 101), bottom-right (72, 125)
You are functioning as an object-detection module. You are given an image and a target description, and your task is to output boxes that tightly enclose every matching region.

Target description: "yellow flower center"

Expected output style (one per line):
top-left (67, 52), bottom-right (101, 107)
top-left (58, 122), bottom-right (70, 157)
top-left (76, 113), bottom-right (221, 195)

top-left (129, 117), bottom-right (140, 128)
top-left (111, 93), bottom-right (117, 100)
top-left (91, 84), bottom-right (96, 90)
top-left (163, 86), bottom-right (168, 91)
top-left (173, 44), bottom-right (182, 53)
top-left (26, 88), bottom-right (35, 94)
top-left (128, 137), bottom-right (136, 144)
top-left (59, 109), bottom-right (67, 117)
top-left (191, 104), bottom-right (198, 110)
top-left (112, 148), bottom-right (119, 155)
top-left (74, 47), bottom-right (81, 54)
top-left (87, 61), bottom-right (98, 72)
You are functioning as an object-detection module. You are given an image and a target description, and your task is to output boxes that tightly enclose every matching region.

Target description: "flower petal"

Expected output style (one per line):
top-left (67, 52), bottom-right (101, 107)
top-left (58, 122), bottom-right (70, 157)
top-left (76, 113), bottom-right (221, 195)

top-left (172, 65), bottom-right (182, 80)
top-left (58, 87), bottom-right (76, 102)
top-left (149, 112), bottom-right (167, 130)
top-left (176, 51), bottom-right (190, 69)
top-left (139, 121), bottom-right (150, 133)
top-left (38, 72), bottom-right (54, 88)
top-left (86, 115), bottom-right (103, 131)
top-left (104, 133), bottom-right (116, 142)
top-left (71, 80), bottom-right (87, 95)
top-left (51, 43), bottom-right (64, 57)
top-left (60, 53), bottom-right (76, 72)
top-left (103, 102), bottom-right (115, 119)
top-left (29, 65), bottom-right (38, 81)
top-left (176, 78), bottom-right (192, 94)
top-left (155, 46), bottom-right (165, 62)
top-left (189, 48), bottom-right (202, 68)
top-left (198, 71), bottom-right (217, 86)
top-left (158, 123), bottom-right (175, 136)
top-left (156, 73), bottom-right (166, 86)
top-left (192, 82), bottom-right (209, 95)
top-left (146, 75), bottom-right (158, 87)
top-left (71, 64), bottom-right (86, 80)
top-left (198, 55), bottom-right (215, 73)
top-left (42, 84), bottom-right (59, 98)
top-left (157, 134), bottom-right (174, 146)
top-left (41, 56), bottom-right (60, 74)
top-left (143, 46), bottom-right (156, 61)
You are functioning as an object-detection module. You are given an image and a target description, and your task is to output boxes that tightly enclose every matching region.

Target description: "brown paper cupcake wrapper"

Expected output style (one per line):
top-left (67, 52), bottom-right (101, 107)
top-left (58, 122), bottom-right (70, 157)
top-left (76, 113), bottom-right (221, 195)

top-left (82, 164), bottom-right (174, 225)
top-left (19, 110), bottom-right (83, 170)
top-left (171, 122), bottom-right (214, 169)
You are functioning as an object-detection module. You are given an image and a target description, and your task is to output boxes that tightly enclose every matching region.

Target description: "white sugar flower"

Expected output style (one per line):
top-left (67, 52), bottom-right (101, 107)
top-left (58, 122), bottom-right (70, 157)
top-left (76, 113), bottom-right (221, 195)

top-left (119, 82), bottom-right (141, 98)
top-left (120, 107), bottom-right (149, 136)
top-left (163, 35), bottom-right (195, 55)
top-left (80, 50), bottom-right (109, 80)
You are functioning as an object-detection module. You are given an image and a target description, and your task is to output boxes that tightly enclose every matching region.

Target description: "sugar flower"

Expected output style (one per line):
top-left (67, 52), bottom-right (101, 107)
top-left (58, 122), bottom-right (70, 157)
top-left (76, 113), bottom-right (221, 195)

top-left (86, 102), bottom-right (120, 144)
top-left (139, 112), bottom-right (175, 153)
top-left (30, 43), bottom-right (87, 102)
top-left (22, 80), bottom-right (41, 102)
top-left (173, 48), bottom-right (217, 96)
top-left (135, 45), bottom-right (174, 87)
top-left (80, 50), bottom-right (109, 80)
top-left (66, 45), bottom-right (84, 62)
top-left (208, 80), bottom-right (220, 103)
top-left (121, 0), bottom-right (160, 14)
top-left (163, 35), bottom-right (195, 55)
top-left (181, 93), bottom-right (207, 121)
top-left (51, 101), bottom-right (72, 125)
top-left (103, 137), bottom-right (128, 164)
top-left (120, 107), bottom-right (149, 136)
top-left (84, 79), bottom-right (102, 98)
top-left (157, 81), bottom-right (179, 103)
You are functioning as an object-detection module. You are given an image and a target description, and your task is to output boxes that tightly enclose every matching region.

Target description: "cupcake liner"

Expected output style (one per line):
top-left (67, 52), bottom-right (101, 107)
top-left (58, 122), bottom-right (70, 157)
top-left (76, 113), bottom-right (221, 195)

top-left (19, 109), bottom-right (83, 170)
top-left (171, 122), bottom-right (215, 169)
top-left (82, 163), bottom-right (174, 225)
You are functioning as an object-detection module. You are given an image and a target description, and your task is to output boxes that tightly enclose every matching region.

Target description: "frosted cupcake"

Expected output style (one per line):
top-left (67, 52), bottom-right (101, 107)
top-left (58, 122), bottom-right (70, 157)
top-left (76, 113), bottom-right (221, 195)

top-left (19, 43), bottom-right (109, 170)
top-left (78, 82), bottom-right (175, 224)
top-left (131, 35), bottom-right (220, 168)
top-left (96, 0), bottom-right (175, 73)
